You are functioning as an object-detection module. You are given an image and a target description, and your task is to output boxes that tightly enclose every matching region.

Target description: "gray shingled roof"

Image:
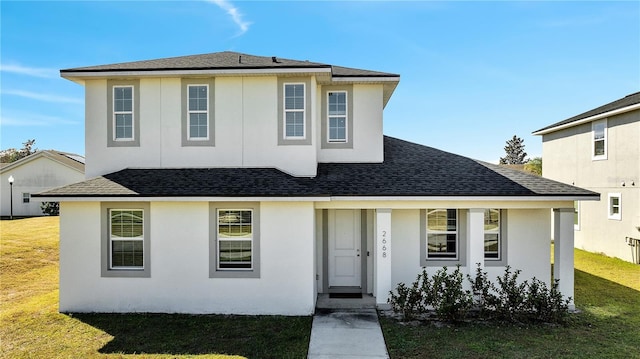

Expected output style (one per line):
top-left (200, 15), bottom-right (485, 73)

top-left (535, 91), bottom-right (640, 133)
top-left (61, 51), bottom-right (399, 78)
top-left (36, 137), bottom-right (597, 199)
top-left (0, 150), bottom-right (85, 174)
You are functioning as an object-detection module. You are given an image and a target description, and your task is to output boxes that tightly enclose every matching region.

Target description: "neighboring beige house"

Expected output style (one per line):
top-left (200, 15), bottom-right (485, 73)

top-left (36, 52), bottom-right (597, 315)
top-left (1, 151), bottom-right (85, 217)
top-left (534, 92), bottom-right (640, 264)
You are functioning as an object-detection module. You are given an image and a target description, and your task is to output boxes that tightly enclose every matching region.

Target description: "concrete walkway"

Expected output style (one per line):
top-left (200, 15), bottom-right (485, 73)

top-left (307, 306), bottom-right (389, 359)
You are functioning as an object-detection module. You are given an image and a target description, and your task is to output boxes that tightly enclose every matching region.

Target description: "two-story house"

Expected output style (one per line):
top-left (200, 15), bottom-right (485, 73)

top-left (36, 52), bottom-right (598, 315)
top-left (534, 92), bottom-right (640, 264)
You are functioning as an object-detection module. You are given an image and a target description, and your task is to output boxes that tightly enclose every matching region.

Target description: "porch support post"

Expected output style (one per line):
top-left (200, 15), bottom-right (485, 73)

top-left (553, 208), bottom-right (575, 310)
top-left (375, 208), bottom-right (392, 306)
top-left (468, 208), bottom-right (485, 270)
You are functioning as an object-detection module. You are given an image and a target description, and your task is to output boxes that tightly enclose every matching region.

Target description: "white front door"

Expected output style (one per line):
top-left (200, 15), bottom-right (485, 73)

top-left (328, 209), bottom-right (361, 287)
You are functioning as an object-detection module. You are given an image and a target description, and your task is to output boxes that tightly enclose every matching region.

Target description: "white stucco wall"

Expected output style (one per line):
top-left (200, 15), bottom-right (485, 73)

top-left (59, 201), bottom-right (316, 315)
top-left (0, 157), bottom-right (84, 216)
top-left (84, 76), bottom-right (387, 179)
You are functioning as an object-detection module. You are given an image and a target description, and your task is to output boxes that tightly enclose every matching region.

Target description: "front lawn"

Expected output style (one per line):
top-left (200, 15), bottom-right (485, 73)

top-left (380, 247), bottom-right (640, 359)
top-left (0, 217), bottom-right (311, 359)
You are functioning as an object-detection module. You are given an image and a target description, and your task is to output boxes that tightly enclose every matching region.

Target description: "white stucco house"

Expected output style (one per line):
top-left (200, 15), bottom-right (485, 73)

top-left (534, 92), bottom-right (639, 264)
top-left (35, 52), bottom-right (598, 315)
top-left (1, 150), bottom-right (85, 217)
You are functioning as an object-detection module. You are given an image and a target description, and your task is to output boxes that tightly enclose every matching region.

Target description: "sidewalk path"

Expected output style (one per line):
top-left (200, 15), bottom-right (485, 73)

top-left (307, 308), bottom-right (389, 359)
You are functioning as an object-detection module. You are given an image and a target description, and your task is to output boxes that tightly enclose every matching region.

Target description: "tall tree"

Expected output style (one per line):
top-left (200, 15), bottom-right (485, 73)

top-left (0, 139), bottom-right (37, 163)
top-left (499, 135), bottom-right (528, 165)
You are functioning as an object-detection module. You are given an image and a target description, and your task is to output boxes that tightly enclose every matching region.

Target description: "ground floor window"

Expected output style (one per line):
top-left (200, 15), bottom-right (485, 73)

top-left (217, 209), bottom-right (253, 269)
top-left (608, 193), bottom-right (621, 220)
top-left (101, 203), bottom-right (150, 278)
top-left (22, 193), bottom-right (30, 203)
top-left (210, 203), bottom-right (260, 278)
top-left (110, 209), bottom-right (144, 269)
top-left (427, 209), bottom-right (458, 259)
top-left (484, 209), bottom-right (500, 259)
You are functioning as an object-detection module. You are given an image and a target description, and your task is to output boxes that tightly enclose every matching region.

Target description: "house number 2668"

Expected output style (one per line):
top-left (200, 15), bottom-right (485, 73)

top-left (381, 230), bottom-right (387, 258)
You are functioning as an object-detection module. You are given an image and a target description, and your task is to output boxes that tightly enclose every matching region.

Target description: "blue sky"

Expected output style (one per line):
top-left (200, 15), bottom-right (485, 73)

top-left (1, 1), bottom-right (638, 163)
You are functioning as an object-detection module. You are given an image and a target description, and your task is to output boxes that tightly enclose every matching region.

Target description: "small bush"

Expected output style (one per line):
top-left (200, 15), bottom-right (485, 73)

top-left (40, 202), bottom-right (59, 216)
top-left (430, 266), bottom-right (473, 322)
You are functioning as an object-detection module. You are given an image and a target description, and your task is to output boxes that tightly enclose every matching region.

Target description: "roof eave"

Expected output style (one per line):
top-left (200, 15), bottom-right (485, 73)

top-left (60, 67), bottom-right (334, 80)
top-left (533, 103), bottom-right (640, 135)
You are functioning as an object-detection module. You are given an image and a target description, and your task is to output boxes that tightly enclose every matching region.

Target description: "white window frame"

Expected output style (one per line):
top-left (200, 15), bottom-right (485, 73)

top-left (217, 209), bottom-right (254, 271)
top-left (426, 209), bottom-right (458, 260)
top-left (109, 209), bottom-right (144, 270)
top-left (22, 192), bottom-right (30, 203)
top-left (608, 193), bottom-right (621, 220)
top-left (592, 119), bottom-right (607, 160)
top-left (187, 84), bottom-right (209, 140)
top-left (283, 83), bottom-right (306, 139)
top-left (113, 85), bottom-right (135, 141)
top-left (484, 209), bottom-right (501, 260)
top-left (574, 201), bottom-right (581, 230)
top-left (327, 91), bottom-right (348, 143)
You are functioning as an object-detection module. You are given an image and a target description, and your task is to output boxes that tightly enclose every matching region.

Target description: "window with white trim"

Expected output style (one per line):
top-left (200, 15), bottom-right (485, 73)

top-left (188, 85), bottom-right (209, 140)
top-left (608, 193), bottom-right (621, 220)
top-left (217, 209), bottom-right (253, 270)
top-left (109, 209), bottom-right (144, 269)
top-left (328, 91), bottom-right (347, 142)
top-left (484, 209), bottom-right (500, 259)
top-left (22, 193), bottom-right (30, 203)
top-left (592, 119), bottom-right (607, 160)
top-left (113, 86), bottom-right (134, 140)
top-left (427, 209), bottom-right (458, 259)
top-left (284, 83), bottom-right (305, 138)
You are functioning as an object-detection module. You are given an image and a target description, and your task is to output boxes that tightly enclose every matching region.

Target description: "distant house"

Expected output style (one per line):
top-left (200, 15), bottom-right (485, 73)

top-left (36, 52), bottom-right (597, 315)
top-left (1, 150), bottom-right (85, 217)
top-left (534, 92), bottom-right (640, 264)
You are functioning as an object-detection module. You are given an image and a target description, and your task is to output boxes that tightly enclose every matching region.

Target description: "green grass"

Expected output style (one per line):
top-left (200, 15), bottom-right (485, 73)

top-left (0, 217), bottom-right (311, 359)
top-left (380, 247), bottom-right (640, 359)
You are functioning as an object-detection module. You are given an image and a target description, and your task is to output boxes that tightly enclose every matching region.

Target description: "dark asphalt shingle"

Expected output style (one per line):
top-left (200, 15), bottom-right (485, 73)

top-left (36, 137), bottom-right (598, 199)
top-left (61, 51), bottom-right (399, 78)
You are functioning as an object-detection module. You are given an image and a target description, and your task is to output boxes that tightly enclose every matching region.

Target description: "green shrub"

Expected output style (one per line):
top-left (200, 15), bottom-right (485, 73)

top-left (389, 264), bottom-right (572, 324)
top-left (388, 274), bottom-right (424, 321)
top-left (40, 202), bottom-right (59, 216)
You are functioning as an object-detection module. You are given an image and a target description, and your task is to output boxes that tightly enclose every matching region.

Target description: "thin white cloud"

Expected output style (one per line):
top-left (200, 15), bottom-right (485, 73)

top-left (0, 113), bottom-right (79, 127)
top-left (0, 64), bottom-right (58, 79)
top-left (206, 0), bottom-right (251, 35)
top-left (2, 89), bottom-right (83, 104)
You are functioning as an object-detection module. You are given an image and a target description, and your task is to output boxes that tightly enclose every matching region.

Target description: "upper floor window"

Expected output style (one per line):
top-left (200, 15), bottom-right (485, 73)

top-left (188, 85), bottom-right (209, 140)
top-left (328, 91), bottom-right (347, 143)
top-left (113, 86), bottom-right (134, 140)
top-left (107, 80), bottom-right (140, 147)
top-left (484, 209), bottom-right (501, 260)
top-left (592, 119), bottom-right (607, 160)
top-left (284, 83), bottom-right (305, 139)
top-left (181, 78), bottom-right (214, 147)
top-left (427, 209), bottom-right (458, 259)
top-left (608, 193), bottom-right (621, 220)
